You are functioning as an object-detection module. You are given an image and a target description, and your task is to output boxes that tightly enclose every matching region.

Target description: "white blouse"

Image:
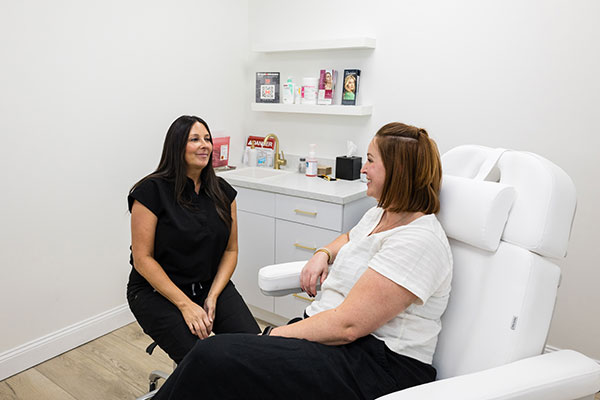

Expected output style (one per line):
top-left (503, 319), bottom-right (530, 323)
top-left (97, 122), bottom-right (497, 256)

top-left (305, 206), bottom-right (453, 364)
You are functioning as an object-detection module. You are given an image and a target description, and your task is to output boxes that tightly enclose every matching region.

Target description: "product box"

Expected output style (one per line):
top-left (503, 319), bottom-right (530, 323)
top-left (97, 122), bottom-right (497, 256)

top-left (255, 72), bottom-right (280, 103)
top-left (317, 69), bottom-right (337, 105)
top-left (341, 69), bottom-right (361, 105)
top-left (212, 136), bottom-right (230, 168)
top-left (243, 135), bottom-right (276, 167)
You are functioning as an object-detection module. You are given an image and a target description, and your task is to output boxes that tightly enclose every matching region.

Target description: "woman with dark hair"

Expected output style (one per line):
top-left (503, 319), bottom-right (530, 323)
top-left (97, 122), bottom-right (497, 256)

top-left (153, 122), bottom-right (453, 399)
top-left (127, 115), bottom-right (259, 364)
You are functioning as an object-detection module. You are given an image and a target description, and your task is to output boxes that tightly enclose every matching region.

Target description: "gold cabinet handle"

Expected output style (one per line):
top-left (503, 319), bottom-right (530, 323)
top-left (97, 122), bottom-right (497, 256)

top-left (294, 243), bottom-right (317, 251)
top-left (293, 293), bottom-right (314, 302)
top-left (293, 209), bottom-right (317, 217)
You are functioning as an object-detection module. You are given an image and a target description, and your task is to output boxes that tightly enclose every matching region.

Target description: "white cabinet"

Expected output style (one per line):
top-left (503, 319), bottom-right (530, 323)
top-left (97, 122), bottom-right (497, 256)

top-left (231, 185), bottom-right (374, 323)
top-left (234, 210), bottom-right (275, 312)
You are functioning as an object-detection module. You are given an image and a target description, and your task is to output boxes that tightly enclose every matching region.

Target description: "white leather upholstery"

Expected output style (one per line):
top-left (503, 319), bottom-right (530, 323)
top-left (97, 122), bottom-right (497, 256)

top-left (257, 145), bottom-right (599, 400)
top-left (259, 260), bottom-right (309, 297)
top-left (437, 175), bottom-right (515, 252)
top-left (442, 146), bottom-right (577, 258)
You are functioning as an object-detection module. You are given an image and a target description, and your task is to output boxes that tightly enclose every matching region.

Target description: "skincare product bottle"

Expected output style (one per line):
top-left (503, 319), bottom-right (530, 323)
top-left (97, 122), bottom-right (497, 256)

top-left (301, 77), bottom-right (318, 105)
top-left (298, 157), bottom-right (306, 174)
top-left (282, 77), bottom-right (295, 104)
top-left (247, 143), bottom-right (258, 167)
top-left (306, 144), bottom-right (318, 177)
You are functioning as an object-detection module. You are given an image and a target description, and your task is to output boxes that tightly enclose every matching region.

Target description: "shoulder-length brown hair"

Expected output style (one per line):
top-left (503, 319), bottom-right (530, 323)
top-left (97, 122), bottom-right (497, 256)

top-left (375, 122), bottom-right (442, 214)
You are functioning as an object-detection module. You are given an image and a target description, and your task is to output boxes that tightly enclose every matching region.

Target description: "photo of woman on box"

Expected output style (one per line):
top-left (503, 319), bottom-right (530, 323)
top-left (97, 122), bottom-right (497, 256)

top-left (127, 115), bottom-right (260, 364)
top-left (152, 122), bottom-right (453, 399)
top-left (343, 73), bottom-right (357, 101)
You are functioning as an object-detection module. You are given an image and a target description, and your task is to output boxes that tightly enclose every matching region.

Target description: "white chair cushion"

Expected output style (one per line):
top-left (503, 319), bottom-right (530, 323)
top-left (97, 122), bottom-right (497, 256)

top-left (433, 240), bottom-right (561, 379)
top-left (437, 175), bottom-right (516, 252)
top-left (258, 261), bottom-right (305, 297)
top-left (442, 145), bottom-right (577, 259)
top-left (497, 151), bottom-right (577, 259)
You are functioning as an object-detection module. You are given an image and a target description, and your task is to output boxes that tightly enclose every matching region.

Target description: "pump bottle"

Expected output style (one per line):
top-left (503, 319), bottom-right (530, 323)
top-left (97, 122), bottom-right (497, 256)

top-left (247, 143), bottom-right (258, 167)
top-left (305, 144), bottom-right (318, 177)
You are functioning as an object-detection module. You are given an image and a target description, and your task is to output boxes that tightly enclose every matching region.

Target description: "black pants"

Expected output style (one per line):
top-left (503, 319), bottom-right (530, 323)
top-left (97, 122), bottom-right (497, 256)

top-left (127, 280), bottom-right (260, 364)
top-left (153, 333), bottom-right (436, 400)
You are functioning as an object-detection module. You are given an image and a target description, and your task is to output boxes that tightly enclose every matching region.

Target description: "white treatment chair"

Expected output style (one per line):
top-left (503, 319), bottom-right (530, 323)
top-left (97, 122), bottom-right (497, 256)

top-left (258, 145), bottom-right (600, 400)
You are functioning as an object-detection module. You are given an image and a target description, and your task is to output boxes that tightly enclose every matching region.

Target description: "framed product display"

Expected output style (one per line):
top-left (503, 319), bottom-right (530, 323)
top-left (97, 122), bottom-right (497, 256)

top-left (256, 72), bottom-right (280, 103)
top-left (341, 69), bottom-right (360, 105)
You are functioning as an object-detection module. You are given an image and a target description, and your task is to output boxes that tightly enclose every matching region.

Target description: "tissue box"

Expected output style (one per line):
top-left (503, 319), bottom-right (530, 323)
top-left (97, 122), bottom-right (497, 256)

top-left (335, 156), bottom-right (362, 180)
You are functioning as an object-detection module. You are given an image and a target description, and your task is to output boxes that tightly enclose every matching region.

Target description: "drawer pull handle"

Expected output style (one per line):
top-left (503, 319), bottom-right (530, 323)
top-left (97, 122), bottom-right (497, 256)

top-left (294, 243), bottom-right (317, 251)
top-left (293, 293), bottom-right (315, 302)
top-left (293, 209), bottom-right (317, 217)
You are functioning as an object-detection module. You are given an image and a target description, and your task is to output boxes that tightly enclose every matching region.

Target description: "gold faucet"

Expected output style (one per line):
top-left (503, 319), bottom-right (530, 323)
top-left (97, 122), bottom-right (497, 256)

top-left (264, 133), bottom-right (287, 170)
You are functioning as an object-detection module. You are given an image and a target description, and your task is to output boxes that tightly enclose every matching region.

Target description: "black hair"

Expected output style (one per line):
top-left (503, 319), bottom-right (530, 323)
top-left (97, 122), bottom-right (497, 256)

top-left (129, 115), bottom-right (232, 229)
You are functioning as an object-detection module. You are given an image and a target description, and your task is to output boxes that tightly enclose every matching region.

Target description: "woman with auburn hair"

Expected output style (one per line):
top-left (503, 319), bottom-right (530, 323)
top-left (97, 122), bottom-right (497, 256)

top-left (127, 115), bottom-right (260, 365)
top-left (154, 122), bottom-right (453, 400)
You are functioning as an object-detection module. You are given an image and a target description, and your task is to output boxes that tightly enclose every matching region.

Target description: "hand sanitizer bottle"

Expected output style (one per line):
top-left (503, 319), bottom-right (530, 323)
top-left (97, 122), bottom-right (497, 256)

top-left (247, 143), bottom-right (258, 167)
top-left (306, 144), bottom-right (318, 177)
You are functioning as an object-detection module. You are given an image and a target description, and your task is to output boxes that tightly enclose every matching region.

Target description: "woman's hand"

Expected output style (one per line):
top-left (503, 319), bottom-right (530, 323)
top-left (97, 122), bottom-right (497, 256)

top-left (203, 296), bottom-right (217, 333)
top-left (179, 301), bottom-right (213, 339)
top-left (300, 252), bottom-right (330, 297)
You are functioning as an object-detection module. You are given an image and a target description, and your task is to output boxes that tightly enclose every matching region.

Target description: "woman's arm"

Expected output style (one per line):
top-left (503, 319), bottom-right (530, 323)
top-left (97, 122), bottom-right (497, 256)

top-left (300, 232), bottom-right (349, 297)
top-left (131, 200), bottom-right (212, 339)
top-left (272, 268), bottom-right (418, 345)
top-left (203, 199), bottom-right (239, 328)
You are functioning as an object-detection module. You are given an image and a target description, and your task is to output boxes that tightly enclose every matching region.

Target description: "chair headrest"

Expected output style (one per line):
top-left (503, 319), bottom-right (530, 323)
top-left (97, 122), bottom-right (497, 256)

top-left (441, 145), bottom-right (576, 259)
top-left (437, 175), bottom-right (515, 252)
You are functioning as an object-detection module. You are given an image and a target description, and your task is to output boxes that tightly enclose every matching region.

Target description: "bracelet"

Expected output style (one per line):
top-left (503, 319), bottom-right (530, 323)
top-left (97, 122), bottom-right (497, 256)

top-left (314, 247), bottom-right (333, 264)
top-left (261, 325), bottom-right (274, 336)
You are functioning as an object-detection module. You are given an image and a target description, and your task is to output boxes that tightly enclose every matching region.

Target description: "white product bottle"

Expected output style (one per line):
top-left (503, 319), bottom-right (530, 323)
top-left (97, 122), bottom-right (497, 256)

top-left (247, 143), bottom-right (258, 167)
top-left (305, 144), bottom-right (318, 177)
top-left (282, 77), bottom-right (295, 104)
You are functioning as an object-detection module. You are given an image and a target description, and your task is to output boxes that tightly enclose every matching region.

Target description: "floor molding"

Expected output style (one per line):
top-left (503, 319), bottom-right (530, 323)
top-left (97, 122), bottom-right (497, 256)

top-left (0, 304), bottom-right (135, 381)
top-left (545, 345), bottom-right (600, 365)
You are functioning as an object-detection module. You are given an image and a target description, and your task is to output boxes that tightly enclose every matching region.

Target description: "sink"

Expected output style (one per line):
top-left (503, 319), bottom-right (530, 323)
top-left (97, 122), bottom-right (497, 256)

top-left (222, 167), bottom-right (292, 180)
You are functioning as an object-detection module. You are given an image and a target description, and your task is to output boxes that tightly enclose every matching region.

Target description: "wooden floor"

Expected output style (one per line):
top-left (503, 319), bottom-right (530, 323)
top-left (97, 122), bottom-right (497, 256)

top-left (1, 322), bottom-right (599, 399)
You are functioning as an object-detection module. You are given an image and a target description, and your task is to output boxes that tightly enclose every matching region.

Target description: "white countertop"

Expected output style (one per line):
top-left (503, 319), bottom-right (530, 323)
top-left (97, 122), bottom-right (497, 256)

top-left (217, 167), bottom-right (368, 205)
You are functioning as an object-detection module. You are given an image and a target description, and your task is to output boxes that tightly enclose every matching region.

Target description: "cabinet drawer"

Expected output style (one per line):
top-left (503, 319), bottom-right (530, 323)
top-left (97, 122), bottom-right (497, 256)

top-left (234, 186), bottom-right (275, 217)
top-left (275, 219), bottom-right (340, 264)
top-left (274, 291), bottom-right (322, 320)
top-left (275, 194), bottom-right (343, 231)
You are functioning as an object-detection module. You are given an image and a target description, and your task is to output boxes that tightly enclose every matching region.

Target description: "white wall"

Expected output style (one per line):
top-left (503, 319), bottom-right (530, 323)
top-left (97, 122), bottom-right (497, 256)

top-left (1, 0), bottom-right (598, 380)
top-left (248, 0), bottom-right (600, 359)
top-left (0, 0), bottom-right (249, 378)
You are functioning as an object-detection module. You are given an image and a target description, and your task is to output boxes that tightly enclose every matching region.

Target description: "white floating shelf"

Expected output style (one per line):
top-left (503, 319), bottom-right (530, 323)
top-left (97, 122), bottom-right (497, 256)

top-left (253, 37), bottom-right (376, 53)
top-left (251, 103), bottom-right (372, 116)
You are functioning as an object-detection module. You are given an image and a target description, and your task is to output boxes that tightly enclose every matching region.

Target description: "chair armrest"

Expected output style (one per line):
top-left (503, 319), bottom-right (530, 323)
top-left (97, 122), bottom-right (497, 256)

top-left (377, 350), bottom-right (600, 400)
top-left (258, 261), bottom-right (311, 296)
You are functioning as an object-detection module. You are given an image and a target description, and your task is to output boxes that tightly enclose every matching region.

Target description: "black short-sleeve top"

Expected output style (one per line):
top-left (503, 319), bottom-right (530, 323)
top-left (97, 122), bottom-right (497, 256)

top-left (127, 176), bottom-right (236, 288)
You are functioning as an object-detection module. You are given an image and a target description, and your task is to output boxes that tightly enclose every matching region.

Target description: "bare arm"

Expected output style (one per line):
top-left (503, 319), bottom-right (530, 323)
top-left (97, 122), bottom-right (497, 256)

top-left (300, 232), bottom-right (350, 297)
top-left (202, 200), bottom-right (239, 328)
top-left (130, 200), bottom-right (212, 339)
top-left (272, 268), bottom-right (418, 345)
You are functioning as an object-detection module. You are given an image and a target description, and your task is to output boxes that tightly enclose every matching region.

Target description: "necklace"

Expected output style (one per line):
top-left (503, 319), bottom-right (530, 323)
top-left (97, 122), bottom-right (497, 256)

top-left (371, 210), bottom-right (423, 235)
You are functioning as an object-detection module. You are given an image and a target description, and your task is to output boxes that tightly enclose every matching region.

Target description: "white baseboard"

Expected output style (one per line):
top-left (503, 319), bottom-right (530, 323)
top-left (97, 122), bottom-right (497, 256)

top-left (0, 303), bottom-right (135, 381)
top-left (545, 345), bottom-right (600, 365)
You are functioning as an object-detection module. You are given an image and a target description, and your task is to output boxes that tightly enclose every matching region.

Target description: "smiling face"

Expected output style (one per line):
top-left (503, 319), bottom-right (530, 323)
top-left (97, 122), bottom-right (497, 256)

top-left (344, 75), bottom-right (355, 92)
top-left (184, 122), bottom-right (212, 174)
top-left (360, 138), bottom-right (386, 201)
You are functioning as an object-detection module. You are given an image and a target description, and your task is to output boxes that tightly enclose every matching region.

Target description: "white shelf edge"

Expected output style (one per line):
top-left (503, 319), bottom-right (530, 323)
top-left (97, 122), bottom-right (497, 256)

top-left (251, 103), bottom-right (372, 116)
top-left (253, 37), bottom-right (376, 53)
